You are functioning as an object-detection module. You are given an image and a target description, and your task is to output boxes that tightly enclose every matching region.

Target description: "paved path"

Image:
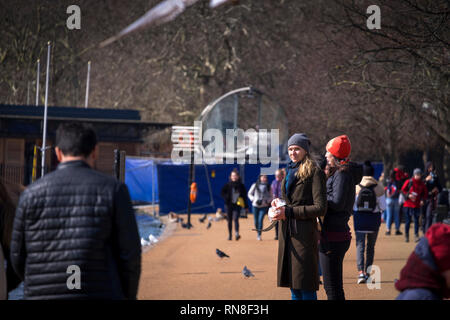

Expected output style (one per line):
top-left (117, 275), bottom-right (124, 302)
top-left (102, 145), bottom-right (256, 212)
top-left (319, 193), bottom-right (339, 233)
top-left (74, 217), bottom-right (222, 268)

top-left (138, 214), bottom-right (417, 300)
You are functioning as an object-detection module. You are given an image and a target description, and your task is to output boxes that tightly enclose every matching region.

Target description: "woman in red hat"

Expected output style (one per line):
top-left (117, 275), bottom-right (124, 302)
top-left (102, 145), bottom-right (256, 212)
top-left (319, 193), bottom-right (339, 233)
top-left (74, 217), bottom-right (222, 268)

top-left (320, 135), bottom-right (363, 300)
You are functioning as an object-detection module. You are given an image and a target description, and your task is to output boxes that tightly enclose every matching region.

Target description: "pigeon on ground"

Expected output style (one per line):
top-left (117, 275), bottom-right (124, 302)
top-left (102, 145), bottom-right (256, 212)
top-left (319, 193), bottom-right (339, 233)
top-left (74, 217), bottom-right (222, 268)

top-left (148, 234), bottom-right (159, 244)
top-left (216, 248), bottom-right (229, 258)
top-left (206, 221), bottom-right (212, 229)
top-left (242, 266), bottom-right (254, 278)
top-left (199, 214), bottom-right (207, 223)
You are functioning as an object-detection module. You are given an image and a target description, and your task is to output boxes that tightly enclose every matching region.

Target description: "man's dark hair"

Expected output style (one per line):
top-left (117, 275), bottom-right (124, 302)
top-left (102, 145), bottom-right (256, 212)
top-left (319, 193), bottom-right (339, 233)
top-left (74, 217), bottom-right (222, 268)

top-left (55, 122), bottom-right (97, 157)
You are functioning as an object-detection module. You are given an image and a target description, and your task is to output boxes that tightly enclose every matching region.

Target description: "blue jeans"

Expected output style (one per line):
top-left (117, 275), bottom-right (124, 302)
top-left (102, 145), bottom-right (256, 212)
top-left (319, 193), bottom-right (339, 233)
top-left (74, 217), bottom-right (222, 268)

top-left (253, 206), bottom-right (269, 236)
top-left (385, 197), bottom-right (400, 231)
top-left (290, 289), bottom-right (317, 300)
top-left (404, 207), bottom-right (420, 237)
top-left (355, 231), bottom-right (378, 273)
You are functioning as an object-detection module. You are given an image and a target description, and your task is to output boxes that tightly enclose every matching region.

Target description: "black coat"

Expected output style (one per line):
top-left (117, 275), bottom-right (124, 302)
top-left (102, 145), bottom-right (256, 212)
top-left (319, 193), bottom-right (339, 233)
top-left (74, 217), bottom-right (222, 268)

top-left (221, 181), bottom-right (248, 209)
top-left (324, 163), bottom-right (363, 233)
top-left (10, 160), bottom-right (141, 300)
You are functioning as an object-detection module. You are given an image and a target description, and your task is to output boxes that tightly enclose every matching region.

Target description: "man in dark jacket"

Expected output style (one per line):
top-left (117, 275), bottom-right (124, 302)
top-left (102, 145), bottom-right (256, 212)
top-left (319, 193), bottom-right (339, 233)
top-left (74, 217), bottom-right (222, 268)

top-left (10, 122), bottom-right (141, 299)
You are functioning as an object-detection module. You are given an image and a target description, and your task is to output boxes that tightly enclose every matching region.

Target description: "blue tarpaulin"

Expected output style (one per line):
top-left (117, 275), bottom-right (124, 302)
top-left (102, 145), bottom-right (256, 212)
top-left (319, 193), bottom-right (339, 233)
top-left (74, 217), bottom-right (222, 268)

top-left (125, 158), bottom-right (383, 214)
top-left (157, 163), bottom-right (282, 215)
top-left (125, 158), bottom-right (159, 203)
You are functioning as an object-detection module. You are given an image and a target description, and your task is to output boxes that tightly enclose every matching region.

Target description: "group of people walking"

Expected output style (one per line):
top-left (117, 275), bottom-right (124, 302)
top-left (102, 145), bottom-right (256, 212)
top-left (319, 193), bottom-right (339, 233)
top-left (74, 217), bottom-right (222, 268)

top-left (384, 163), bottom-right (443, 243)
top-left (221, 168), bottom-right (286, 242)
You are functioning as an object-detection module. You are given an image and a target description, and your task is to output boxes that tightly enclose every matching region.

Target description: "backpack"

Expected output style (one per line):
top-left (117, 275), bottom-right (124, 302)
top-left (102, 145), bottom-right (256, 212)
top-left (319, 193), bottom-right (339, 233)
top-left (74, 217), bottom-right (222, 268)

top-left (356, 184), bottom-right (377, 212)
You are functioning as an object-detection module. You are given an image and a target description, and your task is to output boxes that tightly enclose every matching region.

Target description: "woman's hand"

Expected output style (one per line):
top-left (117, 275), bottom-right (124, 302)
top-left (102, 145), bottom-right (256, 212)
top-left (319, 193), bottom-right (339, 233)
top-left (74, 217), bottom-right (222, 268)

top-left (271, 198), bottom-right (279, 207)
top-left (272, 206), bottom-right (286, 221)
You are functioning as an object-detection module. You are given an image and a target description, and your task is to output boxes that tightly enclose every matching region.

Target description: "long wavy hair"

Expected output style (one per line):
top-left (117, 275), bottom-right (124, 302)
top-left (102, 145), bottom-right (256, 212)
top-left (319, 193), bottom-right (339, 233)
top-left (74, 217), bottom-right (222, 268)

top-left (295, 153), bottom-right (317, 181)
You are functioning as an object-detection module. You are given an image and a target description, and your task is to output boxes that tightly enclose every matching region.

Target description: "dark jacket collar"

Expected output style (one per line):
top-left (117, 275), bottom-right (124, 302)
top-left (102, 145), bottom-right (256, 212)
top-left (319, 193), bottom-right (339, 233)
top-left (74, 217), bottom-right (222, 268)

top-left (57, 160), bottom-right (91, 170)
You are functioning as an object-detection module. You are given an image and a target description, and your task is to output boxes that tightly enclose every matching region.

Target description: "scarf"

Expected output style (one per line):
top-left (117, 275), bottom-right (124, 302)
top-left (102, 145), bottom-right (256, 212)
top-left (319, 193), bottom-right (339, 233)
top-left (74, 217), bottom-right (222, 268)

top-left (285, 160), bottom-right (300, 196)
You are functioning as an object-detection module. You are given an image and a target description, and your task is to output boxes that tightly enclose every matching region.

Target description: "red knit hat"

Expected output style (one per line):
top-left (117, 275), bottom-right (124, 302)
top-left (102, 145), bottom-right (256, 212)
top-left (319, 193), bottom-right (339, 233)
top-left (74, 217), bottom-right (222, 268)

top-left (426, 223), bottom-right (450, 272)
top-left (326, 135), bottom-right (351, 160)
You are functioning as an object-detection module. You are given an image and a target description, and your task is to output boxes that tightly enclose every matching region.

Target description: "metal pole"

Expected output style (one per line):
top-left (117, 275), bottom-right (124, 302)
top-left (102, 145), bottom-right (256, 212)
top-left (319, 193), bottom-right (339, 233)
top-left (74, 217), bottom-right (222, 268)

top-left (26, 81), bottom-right (30, 105)
top-left (41, 42), bottom-right (51, 177)
top-left (152, 160), bottom-right (156, 216)
top-left (186, 150), bottom-right (194, 229)
top-left (36, 59), bottom-right (40, 106)
top-left (85, 61), bottom-right (91, 108)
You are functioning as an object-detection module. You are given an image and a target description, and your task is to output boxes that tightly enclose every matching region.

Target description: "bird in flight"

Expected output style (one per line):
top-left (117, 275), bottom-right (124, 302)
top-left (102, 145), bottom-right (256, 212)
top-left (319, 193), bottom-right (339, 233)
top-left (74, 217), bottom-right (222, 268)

top-left (216, 248), bottom-right (229, 258)
top-left (100, 0), bottom-right (238, 48)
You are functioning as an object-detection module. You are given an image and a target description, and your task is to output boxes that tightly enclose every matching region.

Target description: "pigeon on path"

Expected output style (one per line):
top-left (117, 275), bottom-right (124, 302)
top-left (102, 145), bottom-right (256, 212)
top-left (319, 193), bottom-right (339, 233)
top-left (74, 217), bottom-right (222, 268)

top-left (141, 238), bottom-right (151, 246)
top-left (199, 214), bottom-right (207, 223)
top-left (216, 248), bottom-right (229, 258)
top-left (148, 234), bottom-right (159, 244)
top-left (206, 221), bottom-right (212, 229)
top-left (242, 266), bottom-right (254, 278)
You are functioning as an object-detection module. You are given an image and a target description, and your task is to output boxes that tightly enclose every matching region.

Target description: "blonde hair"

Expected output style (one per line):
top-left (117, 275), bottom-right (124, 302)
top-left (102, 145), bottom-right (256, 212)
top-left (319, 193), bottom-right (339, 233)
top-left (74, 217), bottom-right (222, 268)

top-left (295, 153), bottom-right (316, 181)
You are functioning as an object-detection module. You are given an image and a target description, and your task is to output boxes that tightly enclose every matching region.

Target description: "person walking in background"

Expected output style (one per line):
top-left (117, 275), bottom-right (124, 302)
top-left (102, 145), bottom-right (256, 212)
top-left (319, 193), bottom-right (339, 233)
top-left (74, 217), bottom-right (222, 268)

top-left (423, 162), bottom-right (442, 234)
top-left (385, 170), bottom-right (403, 236)
top-left (378, 172), bottom-right (386, 222)
top-left (270, 169), bottom-right (284, 240)
top-left (395, 165), bottom-right (409, 225)
top-left (0, 181), bottom-right (23, 299)
top-left (320, 135), bottom-right (362, 300)
top-left (10, 123), bottom-right (141, 300)
top-left (221, 169), bottom-right (248, 241)
top-left (395, 223), bottom-right (450, 300)
top-left (401, 168), bottom-right (428, 243)
top-left (353, 161), bottom-right (385, 284)
top-left (248, 175), bottom-right (272, 241)
top-left (271, 133), bottom-right (327, 300)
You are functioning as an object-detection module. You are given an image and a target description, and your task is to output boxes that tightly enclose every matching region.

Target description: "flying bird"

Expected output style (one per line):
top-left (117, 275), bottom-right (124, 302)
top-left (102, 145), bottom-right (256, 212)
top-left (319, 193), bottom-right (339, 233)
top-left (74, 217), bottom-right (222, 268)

top-left (199, 214), bottom-right (207, 223)
top-left (206, 221), bottom-right (212, 229)
top-left (242, 266), bottom-right (254, 278)
top-left (99, 0), bottom-right (238, 48)
top-left (216, 248), bottom-right (229, 258)
top-left (210, 0), bottom-right (237, 8)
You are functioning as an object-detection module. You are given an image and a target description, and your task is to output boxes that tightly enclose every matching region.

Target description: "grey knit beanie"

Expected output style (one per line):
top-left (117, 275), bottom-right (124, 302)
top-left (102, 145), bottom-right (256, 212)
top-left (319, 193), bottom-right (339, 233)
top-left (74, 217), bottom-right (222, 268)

top-left (287, 133), bottom-right (311, 153)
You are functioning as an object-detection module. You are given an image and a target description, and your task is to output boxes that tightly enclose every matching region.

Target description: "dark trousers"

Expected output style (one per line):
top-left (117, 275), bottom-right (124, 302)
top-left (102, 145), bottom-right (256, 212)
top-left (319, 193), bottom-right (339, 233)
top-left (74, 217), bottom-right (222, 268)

top-left (226, 204), bottom-right (240, 236)
top-left (421, 200), bottom-right (434, 235)
top-left (355, 231), bottom-right (378, 273)
top-left (404, 207), bottom-right (420, 237)
top-left (319, 240), bottom-right (351, 300)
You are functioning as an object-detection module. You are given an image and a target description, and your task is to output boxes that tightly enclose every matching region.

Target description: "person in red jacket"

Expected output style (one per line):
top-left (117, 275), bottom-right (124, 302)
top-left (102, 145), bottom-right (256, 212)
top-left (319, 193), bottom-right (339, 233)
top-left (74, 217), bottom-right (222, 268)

top-left (401, 168), bottom-right (428, 243)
